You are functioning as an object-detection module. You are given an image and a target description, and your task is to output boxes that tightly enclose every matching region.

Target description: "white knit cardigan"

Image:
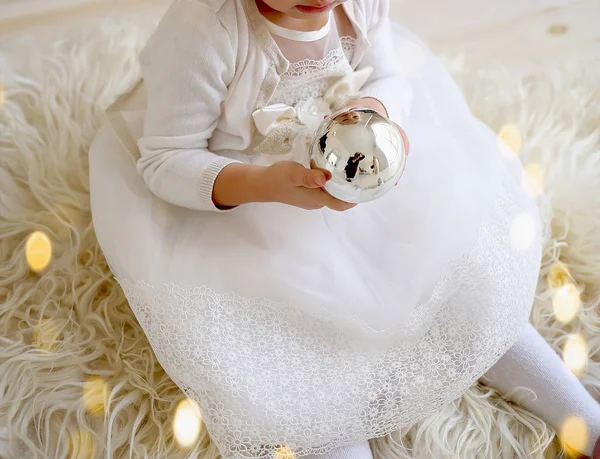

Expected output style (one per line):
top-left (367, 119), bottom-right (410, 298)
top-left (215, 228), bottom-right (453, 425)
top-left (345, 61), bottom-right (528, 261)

top-left (106, 0), bottom-right (412, 211)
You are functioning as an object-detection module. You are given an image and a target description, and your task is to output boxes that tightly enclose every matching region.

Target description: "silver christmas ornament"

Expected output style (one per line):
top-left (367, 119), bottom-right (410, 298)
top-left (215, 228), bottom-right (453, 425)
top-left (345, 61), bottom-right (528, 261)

top-left (309, 107), bottom-right (407, 204)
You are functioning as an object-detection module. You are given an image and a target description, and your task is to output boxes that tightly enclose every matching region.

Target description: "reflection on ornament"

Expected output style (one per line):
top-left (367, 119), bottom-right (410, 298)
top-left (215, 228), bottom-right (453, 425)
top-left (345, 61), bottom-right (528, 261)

top-left (563, 335), bottom-right (588, 376)
top-left (560, 416), bottom-right (588, 455)
top-left (25, 231), bottom-right (52, 272)
top-left (522, 163), bottom-right (544, 197)
top-left (310, 108), bottom-right (407, 203)
top-left (33, 319), bottom-right (59, 352)
top-left (498, 124), bottom-right (522, 158)
top-left (510, 213), bottom-right (536, 251)
top-left (548, 261), bottom-right (572, 288)
top-left (83, 377), bottom-right (109, 417)
top-left (173, 399), bottom-right (202, 448)
top-left (69, 428), bottom-right (96, 459)
top-left (552, 283), bottom-right (581, 324)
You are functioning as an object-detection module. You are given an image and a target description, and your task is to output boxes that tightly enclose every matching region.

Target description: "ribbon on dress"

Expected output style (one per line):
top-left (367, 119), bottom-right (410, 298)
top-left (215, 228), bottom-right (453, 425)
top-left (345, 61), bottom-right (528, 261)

top-left (252, 67), bottom-right (373, 166)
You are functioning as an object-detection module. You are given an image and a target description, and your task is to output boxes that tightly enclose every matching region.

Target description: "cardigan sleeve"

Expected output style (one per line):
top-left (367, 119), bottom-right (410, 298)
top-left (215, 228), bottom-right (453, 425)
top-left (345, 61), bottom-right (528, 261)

top-left (137, 0), bottom-right (240, 212)
top-left (357, 0), bottom-right (413, 127)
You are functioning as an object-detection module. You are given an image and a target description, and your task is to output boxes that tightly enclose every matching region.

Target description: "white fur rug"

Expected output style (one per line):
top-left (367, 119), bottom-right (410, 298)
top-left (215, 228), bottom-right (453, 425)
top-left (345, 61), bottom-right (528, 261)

top-left (1, 16), bottom-right (599, 459)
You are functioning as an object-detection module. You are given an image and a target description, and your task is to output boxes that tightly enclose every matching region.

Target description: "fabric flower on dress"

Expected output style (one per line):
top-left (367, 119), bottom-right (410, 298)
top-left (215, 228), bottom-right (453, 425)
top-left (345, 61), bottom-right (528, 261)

top-left (252, 67), bottom-right (373, 166)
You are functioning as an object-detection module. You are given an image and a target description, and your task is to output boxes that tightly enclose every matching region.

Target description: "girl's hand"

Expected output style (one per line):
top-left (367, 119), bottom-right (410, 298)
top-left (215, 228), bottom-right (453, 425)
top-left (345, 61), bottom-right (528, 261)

top-left (343, 97), bottom-right (388, 117)
top-left (340, 98), bottom-right (411, 187)
top-left (262, 161), bottom-right (356, 212)
top-left (341, 98), bottom-right (410, 155)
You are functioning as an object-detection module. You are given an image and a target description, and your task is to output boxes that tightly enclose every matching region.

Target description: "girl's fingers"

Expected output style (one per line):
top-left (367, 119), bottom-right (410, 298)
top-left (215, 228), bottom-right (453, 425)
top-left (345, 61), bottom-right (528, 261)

top-left (307, 170), bottom-right (327, 188)
top-left (290, 164), bottom-right (327, 188)
top-left (319, 189), bottom-right (356, 212)
top-left (395, 123), bottom-right (410, 154)
top-left (309, 160), bottom-right (332, 181)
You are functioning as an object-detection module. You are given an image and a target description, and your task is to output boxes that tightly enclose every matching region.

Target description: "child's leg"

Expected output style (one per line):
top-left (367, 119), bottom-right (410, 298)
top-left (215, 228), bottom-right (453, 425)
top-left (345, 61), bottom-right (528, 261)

top-left (303, 442), bottom-right (373, 459)
top-left (481, 323), bottom-right (600, 456)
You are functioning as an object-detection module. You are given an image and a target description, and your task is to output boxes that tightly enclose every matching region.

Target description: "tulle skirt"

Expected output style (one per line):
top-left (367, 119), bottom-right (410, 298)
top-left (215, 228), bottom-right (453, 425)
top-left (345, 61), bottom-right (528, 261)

top-left (89, 24), bottom-right (543, 459)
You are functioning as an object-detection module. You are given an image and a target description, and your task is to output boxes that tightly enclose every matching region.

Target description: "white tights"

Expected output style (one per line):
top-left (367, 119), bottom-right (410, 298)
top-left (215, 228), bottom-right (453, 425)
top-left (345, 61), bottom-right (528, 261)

top-left (304, 324), bottom-right (600, 459)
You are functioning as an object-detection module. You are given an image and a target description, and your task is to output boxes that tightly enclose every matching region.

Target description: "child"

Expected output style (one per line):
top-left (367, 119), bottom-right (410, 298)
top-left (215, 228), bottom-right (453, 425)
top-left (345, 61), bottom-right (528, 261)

top-left (89, 0), bottom-right (600, 457)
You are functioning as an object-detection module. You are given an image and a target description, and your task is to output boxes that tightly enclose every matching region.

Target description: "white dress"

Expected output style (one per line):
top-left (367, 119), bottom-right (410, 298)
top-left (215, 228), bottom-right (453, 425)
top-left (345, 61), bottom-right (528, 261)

top-left (89, 9), bottom-right (544, 459)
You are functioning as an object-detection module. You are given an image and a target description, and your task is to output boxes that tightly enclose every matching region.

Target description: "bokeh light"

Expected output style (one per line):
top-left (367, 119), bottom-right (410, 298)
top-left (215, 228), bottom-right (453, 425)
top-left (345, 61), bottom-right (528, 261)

top-left (548, 24), bottom-right (569, 35)
top-left (510, 213), bottom-right (536, 251)
top-left (560, 416), bottom-right (588, 455)
top-left (563, 334), bottom-right (588, 376)
top-left (274, 446), bottom-right (295, 459)
top-left (498, 124), bottom-right (522, 158)
top-left (25, 231), bottom-right (52, 272)
top-left (173, 398), bottom-right (202, 448)
top-left (522, 163), bottom-right (544, 197)
top-left (548, 261), bottom-right (572, 288)
top-left (552, 283), bottom-right (581, 324)
top-left (33, 320), bottom-right (59, 352)
top-left (83, 377), bottom-right (109, 417)
top-left (69, 428), bottom-right (96, 459)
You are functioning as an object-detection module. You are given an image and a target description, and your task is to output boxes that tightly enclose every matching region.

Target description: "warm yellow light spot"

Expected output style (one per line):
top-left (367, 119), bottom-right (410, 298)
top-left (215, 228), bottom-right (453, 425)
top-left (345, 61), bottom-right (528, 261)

top-left (548, 24), bottom-right (569, 35)
top-left (548, 261), bottom-right (572, 288)
top-left (274, 446), bottom-right (295, 459)
top-left (560, 416), bottom-right (588, 454)
top-left (498, 124), bottom-right (522, 158)
top-left (563, 335), bottom-right (588, 376)
top-left (510, 213), bottom-right (536, 251)
top-left (25, 231), bottom-right (52, 272)
top-left (173, 399), bottom-right (202, 448)
top-left (522, 163), bottom-right (544, 197)
top-left (552, 283), bottom-right (581, 324)
top-left (83, 377), bottom-right (109, 417)
top-left (33, 320), bottom-right (59, 352)
top-left (69, 428), bottom-right (96, 459)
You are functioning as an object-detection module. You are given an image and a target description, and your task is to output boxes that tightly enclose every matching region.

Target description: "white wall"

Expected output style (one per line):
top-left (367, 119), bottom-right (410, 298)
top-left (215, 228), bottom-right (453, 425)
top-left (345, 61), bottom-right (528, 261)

top-left (389, 0), bottom-right (578, 40)
top-left (0, 0), bottom-right (162, 23)
top-left (0, 0), bottom-right (102, 22)
top-left (0, 0), bottom-right (579, 40)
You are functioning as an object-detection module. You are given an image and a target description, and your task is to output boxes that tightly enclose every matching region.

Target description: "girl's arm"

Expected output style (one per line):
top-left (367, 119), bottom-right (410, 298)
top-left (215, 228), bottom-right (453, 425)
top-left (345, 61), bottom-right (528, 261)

top-left (137, 0), bottom-right (242, 212)
top-left (355, 0), bottom-right (413, 127)
top-left (137, 1), bottom-right (360, 212)
top-left (137, 1), bottom-right (350, 212)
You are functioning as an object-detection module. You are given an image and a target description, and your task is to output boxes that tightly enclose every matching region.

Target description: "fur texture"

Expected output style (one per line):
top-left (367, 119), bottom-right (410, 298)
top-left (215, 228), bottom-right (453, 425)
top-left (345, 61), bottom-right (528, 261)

top-left (1, 16), bottom-right (599, 459)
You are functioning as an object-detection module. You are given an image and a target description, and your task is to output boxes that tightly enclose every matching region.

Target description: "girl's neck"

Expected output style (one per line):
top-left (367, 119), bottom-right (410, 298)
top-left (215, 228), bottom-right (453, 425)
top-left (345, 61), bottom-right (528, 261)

top-left (255, 0), bottom-right (331, 32)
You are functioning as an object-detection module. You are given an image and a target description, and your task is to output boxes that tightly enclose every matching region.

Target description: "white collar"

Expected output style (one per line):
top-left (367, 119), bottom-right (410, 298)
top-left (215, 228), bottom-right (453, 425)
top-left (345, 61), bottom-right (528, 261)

top-left (263, 11), bottom-right (332, 42)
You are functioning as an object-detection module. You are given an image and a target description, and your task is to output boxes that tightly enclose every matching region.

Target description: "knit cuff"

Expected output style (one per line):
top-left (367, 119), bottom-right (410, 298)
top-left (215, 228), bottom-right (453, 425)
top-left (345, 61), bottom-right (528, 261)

top-left (197, 156), bottom-right (241, 212)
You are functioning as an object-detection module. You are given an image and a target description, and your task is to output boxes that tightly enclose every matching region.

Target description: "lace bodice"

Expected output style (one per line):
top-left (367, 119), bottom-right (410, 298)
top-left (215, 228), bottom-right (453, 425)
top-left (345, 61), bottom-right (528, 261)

top-left (263, 6), bottom-right (357, 106)
top-left (271, 37), bottom-right (356, 106)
